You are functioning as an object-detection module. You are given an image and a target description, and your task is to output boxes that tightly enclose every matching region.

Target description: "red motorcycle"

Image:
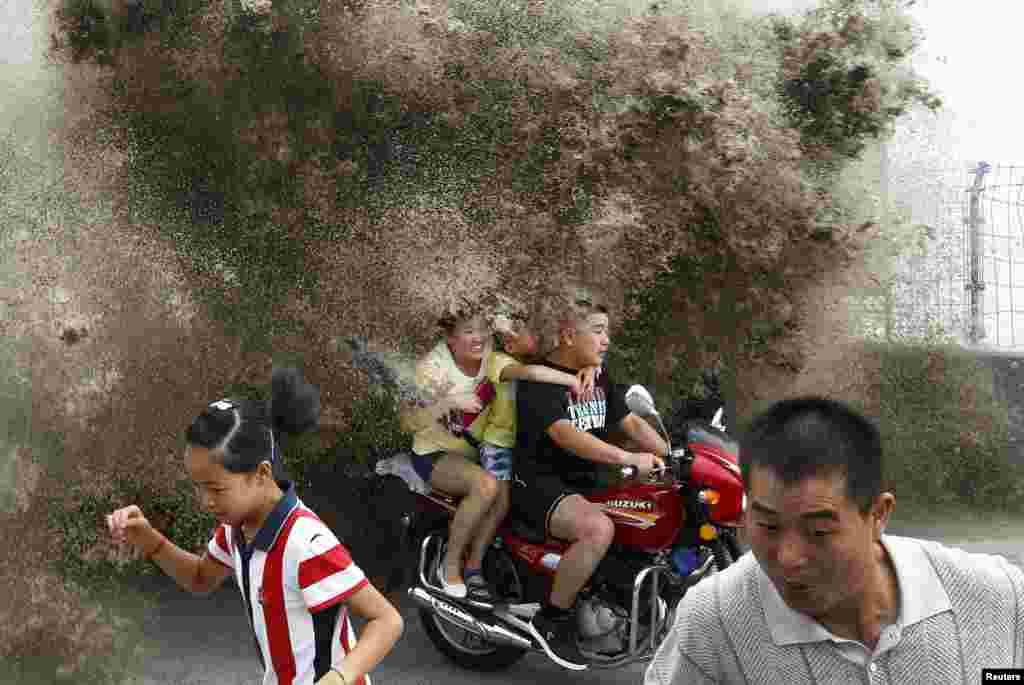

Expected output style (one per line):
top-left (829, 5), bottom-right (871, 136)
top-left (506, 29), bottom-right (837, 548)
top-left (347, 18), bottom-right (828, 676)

top-left (378, 378), bottom-right (746, 672)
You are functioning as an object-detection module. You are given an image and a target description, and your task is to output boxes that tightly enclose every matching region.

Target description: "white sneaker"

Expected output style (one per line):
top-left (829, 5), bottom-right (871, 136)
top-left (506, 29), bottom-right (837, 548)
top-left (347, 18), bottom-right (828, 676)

top-left (435, 564), bottom-right (467, 599)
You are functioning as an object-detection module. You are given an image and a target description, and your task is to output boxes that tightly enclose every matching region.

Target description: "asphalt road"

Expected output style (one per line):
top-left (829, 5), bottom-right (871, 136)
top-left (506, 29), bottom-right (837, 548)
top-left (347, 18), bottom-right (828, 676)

top-left (129, 525), bottom-right (1024, 685)
top-left (131, 580), bottom-right (648, 685)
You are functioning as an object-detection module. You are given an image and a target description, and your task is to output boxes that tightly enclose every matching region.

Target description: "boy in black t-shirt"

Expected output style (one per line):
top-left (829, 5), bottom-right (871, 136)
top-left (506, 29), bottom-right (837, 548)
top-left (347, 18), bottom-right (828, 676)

top-left (515, 360), bottom-right (626, 489)
top-left (511, 294), bottom-right (667, 670)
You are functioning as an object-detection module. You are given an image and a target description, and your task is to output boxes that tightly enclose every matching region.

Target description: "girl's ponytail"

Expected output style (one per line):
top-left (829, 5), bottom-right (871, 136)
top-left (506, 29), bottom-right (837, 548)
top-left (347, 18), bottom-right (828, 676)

top-left (185, 367), bottom-right (320, 475)
top-left (270, 367), bottom-right (321, 437)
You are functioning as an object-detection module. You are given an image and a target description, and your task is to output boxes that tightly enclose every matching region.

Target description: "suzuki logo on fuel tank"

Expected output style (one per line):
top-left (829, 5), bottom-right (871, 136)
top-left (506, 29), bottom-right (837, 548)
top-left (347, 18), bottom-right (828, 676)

top-left (605, 499), bottom-right (654, 512)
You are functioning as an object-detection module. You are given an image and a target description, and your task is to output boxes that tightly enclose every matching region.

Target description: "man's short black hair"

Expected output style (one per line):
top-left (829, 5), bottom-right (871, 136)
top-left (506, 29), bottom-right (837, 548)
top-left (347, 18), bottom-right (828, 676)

top-left (739, 397), bottom-right (883, 514)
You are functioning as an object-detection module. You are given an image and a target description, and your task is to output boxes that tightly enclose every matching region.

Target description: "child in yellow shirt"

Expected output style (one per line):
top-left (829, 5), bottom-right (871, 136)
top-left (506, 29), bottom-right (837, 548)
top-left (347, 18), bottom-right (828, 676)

top-left (456, 313), bottom-right (599, 603)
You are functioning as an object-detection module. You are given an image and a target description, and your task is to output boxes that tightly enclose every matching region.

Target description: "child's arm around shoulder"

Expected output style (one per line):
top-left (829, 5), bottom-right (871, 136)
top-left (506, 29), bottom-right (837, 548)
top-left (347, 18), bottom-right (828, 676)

top-left (491, 352), bottom-right (579, 391)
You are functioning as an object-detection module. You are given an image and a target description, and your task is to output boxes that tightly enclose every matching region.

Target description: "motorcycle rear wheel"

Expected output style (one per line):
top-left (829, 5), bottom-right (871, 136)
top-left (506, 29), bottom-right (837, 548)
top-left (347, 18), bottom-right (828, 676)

top-left (419, 609), bottom-right (529, 671)
top-left (418, 534), bottom-right (528, 671)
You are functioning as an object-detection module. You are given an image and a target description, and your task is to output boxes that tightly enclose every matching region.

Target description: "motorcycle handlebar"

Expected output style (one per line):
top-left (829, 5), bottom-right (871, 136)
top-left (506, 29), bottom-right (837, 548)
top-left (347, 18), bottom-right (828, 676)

top-left (620, 464), bottom-right (670, 481)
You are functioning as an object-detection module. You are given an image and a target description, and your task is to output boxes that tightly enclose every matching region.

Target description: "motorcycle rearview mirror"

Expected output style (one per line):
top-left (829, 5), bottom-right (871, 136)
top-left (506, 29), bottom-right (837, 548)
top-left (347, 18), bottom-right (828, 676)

top-left (625, 385), bottom-right (658, 417)
top-left (625, 385), bottom-right (672, 457)
top-left (710, 406), bottom-right (726, 432)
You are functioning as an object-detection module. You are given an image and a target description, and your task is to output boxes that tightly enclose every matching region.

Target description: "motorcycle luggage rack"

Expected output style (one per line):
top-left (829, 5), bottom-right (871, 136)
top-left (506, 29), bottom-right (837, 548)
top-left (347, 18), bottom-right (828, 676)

top-left (418, 534), bottom-right (445, 593)
top-left (629, 565), bottom-right (669, 657)
top-left (624, 553), bottom-right (715, 661)
top-left (576, 563), bottom-right (676, 670)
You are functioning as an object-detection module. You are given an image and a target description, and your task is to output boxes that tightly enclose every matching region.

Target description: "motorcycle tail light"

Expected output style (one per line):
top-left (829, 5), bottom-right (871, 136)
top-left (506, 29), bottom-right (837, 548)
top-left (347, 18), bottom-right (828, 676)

top-left (698, 524), bottom-right (718, 541)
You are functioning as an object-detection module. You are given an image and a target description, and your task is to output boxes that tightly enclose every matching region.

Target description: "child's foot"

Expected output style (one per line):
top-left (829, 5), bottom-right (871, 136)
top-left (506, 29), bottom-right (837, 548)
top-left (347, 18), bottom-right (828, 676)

top-left (464, 568), bottom-right (495, 605)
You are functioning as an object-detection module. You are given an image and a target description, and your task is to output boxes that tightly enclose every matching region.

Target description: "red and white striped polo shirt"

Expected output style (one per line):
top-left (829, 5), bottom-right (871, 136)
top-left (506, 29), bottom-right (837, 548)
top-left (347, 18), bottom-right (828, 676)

top-left (207, 481), bottom-right (370, 685)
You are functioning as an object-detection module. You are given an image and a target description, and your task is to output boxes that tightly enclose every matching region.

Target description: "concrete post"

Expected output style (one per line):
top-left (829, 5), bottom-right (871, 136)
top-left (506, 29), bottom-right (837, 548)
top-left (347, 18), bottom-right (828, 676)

top-left (966, 161), bottom-right (991, 345)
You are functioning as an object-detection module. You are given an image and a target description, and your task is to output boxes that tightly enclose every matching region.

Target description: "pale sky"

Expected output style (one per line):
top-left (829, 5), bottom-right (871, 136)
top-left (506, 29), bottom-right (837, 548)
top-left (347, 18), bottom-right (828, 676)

top-left (904, 0), bottom-right (1024, 166)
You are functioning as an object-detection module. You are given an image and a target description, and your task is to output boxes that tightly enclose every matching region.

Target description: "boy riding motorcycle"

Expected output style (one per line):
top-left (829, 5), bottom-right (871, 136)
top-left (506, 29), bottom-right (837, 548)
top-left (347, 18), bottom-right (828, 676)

top-left (512, 292), bottom-right (667, 668)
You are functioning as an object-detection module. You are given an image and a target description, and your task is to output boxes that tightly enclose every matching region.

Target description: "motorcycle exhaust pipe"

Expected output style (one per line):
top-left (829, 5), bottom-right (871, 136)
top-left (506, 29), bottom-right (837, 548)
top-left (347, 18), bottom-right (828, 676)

top-left (408, 587), bottom-right (535, 650)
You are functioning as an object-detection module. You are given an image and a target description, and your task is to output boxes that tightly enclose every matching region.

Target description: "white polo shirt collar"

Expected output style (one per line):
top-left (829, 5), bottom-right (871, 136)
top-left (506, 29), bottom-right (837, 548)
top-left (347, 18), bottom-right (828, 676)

top-left (759, 534), bottom-right (952, 647)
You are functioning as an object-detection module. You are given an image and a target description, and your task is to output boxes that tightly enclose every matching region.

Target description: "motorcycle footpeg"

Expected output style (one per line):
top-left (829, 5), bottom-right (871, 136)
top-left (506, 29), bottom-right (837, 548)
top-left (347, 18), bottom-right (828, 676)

top-left (496, 609), bottom-right (589, 671)
top-left (460, 596), bottom-right (497, 612)
top-left (420, 583), bottom-right (497, 613)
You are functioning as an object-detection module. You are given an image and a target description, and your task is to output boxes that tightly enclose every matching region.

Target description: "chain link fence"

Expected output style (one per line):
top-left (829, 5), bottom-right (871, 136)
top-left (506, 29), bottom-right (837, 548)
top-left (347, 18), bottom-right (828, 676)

top-left (967, 163), bottom-right (1024, 349)
top-left (848, 159), bottom-right (1024, 351)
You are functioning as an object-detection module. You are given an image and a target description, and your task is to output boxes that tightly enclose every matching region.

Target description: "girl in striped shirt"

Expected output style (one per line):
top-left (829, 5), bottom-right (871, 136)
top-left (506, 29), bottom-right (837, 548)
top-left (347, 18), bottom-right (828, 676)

top-left (107, 367), bottom-right (403, 685)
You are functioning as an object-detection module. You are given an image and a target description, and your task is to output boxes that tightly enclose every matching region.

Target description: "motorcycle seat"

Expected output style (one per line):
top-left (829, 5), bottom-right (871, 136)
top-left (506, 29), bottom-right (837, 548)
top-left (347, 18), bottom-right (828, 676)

top-left (424, 488), bottom-right (554, 545)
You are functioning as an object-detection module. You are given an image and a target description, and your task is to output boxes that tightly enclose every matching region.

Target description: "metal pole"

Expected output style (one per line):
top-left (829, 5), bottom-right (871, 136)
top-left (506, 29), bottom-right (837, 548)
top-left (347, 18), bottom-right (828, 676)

top-left (966, 161), bottom-right (991, 345)
top-left (1008, 165), bottom-right (1016, 348)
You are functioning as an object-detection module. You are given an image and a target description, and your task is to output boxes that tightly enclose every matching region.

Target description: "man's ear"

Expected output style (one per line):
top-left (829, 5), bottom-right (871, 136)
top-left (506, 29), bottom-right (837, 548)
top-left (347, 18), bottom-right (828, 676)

top-left (871, 493), bottom-right (896, 538)
top-left (258, 460), bottom-right (275, 482)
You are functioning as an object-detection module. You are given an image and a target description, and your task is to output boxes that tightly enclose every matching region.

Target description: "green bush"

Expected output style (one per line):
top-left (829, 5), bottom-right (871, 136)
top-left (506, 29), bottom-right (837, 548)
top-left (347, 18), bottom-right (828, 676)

top-left (735, 342), bottom-right (1024, 515)
top-left (48, 475), bottom-right (216, 588)
top-left (873, 343), bottom-right (1023, 513)
top-left (44, 379), bottom-right (263, 588)
top-left (287, 389), bottom-right (412, 492)
top-left (606, 250), bottom-right (772, 420)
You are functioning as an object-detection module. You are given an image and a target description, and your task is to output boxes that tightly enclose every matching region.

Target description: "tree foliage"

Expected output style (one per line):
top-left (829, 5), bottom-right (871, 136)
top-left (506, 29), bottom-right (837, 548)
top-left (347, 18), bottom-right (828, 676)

top-left (47, 0), bottom-right (936, 354)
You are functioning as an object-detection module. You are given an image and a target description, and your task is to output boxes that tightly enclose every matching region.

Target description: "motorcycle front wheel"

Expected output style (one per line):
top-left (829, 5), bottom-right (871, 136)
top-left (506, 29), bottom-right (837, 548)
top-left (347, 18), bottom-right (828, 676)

top-left (418, 534), bottom-right (528, 672)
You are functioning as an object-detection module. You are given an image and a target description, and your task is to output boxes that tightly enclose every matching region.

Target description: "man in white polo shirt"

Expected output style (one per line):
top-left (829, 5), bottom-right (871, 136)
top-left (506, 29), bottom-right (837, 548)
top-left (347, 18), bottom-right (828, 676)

top-left (645, 397), bottom-right (1024, 685)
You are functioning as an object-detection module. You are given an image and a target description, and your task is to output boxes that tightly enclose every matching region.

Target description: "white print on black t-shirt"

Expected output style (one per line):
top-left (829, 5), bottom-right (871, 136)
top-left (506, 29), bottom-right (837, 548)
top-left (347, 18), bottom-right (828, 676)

top-left (566, 388), bottom-right (607, 433)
